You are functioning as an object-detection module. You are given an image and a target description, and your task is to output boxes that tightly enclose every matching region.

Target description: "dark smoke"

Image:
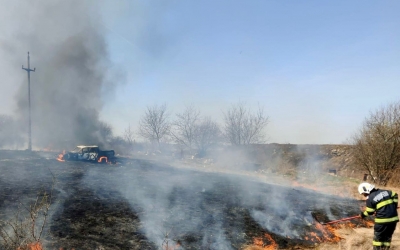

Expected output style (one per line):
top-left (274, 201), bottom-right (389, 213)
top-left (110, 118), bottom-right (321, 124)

top-left (0, 0), bottom-right (122, 149)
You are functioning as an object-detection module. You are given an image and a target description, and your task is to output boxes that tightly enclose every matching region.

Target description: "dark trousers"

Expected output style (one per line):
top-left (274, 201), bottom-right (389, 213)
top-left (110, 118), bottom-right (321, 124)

top-left (373, 223), bottom-right (397, 250)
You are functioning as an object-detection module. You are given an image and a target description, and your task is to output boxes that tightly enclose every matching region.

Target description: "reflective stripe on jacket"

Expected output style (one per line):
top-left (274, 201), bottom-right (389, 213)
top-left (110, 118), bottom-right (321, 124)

top-left (363, 189), bottom-right (399, 224)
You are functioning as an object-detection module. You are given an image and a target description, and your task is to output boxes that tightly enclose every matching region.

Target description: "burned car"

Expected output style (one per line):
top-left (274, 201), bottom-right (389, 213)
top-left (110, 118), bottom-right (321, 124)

top-left (58, 145), bottom-right (116, 164)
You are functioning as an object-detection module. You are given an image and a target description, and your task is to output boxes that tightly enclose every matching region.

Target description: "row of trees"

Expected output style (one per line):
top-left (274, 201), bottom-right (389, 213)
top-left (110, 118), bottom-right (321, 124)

top-left (3, 96), bottom-right (398, 186)
top-left (129, 99), bottom-right (400, 186)
top-left (125, 102), bottom-right (269, 157)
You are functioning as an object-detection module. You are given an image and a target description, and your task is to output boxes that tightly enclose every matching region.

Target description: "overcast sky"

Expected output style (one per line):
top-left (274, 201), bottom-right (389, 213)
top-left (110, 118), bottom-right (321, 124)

top-left (2, 1), bottom-right (400, 144)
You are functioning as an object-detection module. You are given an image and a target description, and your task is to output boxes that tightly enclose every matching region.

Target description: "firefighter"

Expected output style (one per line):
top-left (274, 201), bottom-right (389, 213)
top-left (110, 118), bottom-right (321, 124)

top-left (358, 182), bottom-right (399, 250)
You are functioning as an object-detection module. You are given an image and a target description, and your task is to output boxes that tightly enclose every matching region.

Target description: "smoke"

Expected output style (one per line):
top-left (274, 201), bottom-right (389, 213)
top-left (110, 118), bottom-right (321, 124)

top-left (78, 152), bottom-right (359, 249)
top-left (0, 0), bottom-right (123, 149)
top-left (83, 164), bottom-right (246, 249)
top-left (0, 115), bottom-right (24, 149)
top-left (0, 146), bottom-right (360, 248)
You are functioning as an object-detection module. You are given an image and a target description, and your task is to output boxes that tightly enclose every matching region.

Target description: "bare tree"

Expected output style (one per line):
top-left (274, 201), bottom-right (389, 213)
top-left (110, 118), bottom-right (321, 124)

top-left (170, 105), bottom-right (200, 153)
top-left (223, 103), bottom-right (269, 145)
top-left (123, 124), bottom-right (135, 151)
top-left (138, 103), bottom-right (171, 146)
top-left (351, 101), bottom-right (400, 185)
top-left (194, 117), bottom-right (221, 157)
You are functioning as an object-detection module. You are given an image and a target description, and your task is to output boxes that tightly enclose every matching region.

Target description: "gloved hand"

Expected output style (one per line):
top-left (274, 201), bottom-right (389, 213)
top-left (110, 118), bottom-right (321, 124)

top-left (360, 212), bottom-right (367, 219)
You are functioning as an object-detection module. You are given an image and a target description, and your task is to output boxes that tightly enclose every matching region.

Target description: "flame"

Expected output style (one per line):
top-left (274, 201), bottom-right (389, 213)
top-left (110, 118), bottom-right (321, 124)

top-left (98, 156), bottom-right (108, 163)
top-left (162, 241), bottom-right (181, 250)
top-left (363, 220), bottom-right (374, 227)
top-left (56, 154), bottom-right (65, 162)
top-left (247, 218), bottom-right (367, 249)
top-left (17, 242), bottom-right (43, 250)
top-left (306, 219), bottom-right (372, 244)
top-left (251, 233), bottom-right (278, 250)
top-left (57, 150), bottom-right (65, 162)
top-left (304, 223), bottom-right (342, 243)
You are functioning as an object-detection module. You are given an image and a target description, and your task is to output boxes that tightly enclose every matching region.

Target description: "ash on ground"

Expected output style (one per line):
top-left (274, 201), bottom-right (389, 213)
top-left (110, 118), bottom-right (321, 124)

top-left (0, 150), bottom-right (366, 250)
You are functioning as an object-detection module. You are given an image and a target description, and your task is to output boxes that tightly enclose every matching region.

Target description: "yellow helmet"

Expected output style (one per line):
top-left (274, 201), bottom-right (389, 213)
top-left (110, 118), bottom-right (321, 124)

top-left (358, 182), bottom-right (375, 195)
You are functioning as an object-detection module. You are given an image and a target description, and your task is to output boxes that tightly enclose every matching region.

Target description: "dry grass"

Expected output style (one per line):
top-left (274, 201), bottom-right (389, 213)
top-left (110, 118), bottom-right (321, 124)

top-left (0, 176), bottom-right (54, 250)
top-left (316, 227), bottom-right (370, 250)
top-left (316, 225), bottom-right (400, 250)
top-left (0, 191), bottom-right (51, 250)
top-left (298, 179), bottom-right (400, 250)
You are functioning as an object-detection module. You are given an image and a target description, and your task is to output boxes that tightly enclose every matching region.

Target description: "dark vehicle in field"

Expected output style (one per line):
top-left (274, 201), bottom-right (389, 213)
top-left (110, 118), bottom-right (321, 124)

top-left (60, 145), bottom-right (116, 163)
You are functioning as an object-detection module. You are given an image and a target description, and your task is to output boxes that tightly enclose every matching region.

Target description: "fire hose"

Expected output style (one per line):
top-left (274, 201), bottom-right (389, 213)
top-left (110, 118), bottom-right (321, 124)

top-left (318, 207), bottom-right (400, 225)
top-left (319, 215), bottom-right (360, 225)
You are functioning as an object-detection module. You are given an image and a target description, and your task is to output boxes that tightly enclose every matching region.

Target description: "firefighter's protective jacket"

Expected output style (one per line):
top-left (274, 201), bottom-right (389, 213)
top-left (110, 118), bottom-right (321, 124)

top-left (363, 189), bottom-right (399, 224)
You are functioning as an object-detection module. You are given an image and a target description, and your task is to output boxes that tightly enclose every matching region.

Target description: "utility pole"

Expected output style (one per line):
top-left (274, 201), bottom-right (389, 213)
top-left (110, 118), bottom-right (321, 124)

top-left (22, 52), bottom-right (35, 151)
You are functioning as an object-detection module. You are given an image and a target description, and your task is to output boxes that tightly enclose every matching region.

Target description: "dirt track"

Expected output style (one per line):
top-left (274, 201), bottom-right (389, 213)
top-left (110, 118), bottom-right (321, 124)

top-left (0, 150), bottom-right (370, 249)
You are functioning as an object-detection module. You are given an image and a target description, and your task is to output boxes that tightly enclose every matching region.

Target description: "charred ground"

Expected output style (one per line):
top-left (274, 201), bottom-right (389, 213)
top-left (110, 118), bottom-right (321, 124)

top-left (0, 149), bottom-right (368, 249)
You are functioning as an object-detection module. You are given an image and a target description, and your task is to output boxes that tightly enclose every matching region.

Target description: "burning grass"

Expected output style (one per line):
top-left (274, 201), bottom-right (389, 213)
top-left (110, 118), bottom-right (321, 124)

top-left (17, 242), bottom-right (43, 250)
top-left (0, 150), bottom-right (375, 249)
top-left (250, 233), bottom-right (278, 249)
